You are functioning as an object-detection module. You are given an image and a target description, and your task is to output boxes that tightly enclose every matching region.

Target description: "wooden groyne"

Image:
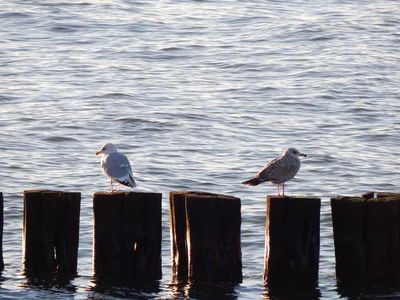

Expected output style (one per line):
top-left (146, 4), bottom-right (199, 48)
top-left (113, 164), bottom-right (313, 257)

top-left (170, 191), bottom-right (242, 283)
top-left (93, 191), bottom-right (162, 281)
top-left (0, 188), bottom-right (396, 290)
top-left (264, 195), bottom-right (321, 286)
top-left (23, 190), bottom-right (80, 275)
top-left (331, 192), bottom-right (400, 285)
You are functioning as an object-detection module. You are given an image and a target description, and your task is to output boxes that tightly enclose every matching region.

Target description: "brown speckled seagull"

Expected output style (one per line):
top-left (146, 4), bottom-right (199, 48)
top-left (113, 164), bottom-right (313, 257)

top-left (242, 148), bottom-right (307, 196)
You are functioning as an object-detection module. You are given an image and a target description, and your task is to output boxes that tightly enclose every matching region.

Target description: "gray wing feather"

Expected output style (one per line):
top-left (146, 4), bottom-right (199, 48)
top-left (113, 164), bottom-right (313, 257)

top-left (257, 157), bottom-right (282, 181)
top-left (102, 152), bottom-right (134, 180)
top-left (257, 156), bottom-right (300, 183)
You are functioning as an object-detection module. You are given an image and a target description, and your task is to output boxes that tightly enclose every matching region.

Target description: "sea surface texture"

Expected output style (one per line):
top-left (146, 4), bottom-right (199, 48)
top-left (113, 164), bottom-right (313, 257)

top-left (1, 0), bottom-right (400, 299)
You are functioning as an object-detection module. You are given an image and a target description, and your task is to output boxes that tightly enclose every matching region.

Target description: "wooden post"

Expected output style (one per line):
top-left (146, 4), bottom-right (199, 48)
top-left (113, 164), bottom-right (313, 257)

top-left (0, 192), bottom-right (3, 271)
top-left (170, 191), bottom-right (242, 283)
top-left (56, 191), bottom-right (81, 272)
top-left (23, 190), bottom-right (81, 275)
top-left (264, 195), bottom-right (321, 286)
top-left (331, 192), bottom-right (400, 285)
top-left (93, 191), bottom-right (162, 281)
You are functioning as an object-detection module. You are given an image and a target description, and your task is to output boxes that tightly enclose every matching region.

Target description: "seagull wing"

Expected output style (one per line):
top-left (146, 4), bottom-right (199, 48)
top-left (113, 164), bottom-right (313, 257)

top-left (102, 152), bottom-right (136, 187)
top-left (257, 157), bottom-right (283, 182)
top-left (258, 156), bottom-right (300, 183)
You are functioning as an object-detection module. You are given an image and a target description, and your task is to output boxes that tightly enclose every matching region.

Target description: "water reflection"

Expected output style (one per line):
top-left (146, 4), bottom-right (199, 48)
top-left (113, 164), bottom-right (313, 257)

top-left (0, 272), bottom-right (5, 287)
top-left (88, 275), bottom-right (160, 299)
top-left (263, 282), bottom-right (320, 300)
top-left (169, 280), bottom-right (239, 299)
top-left (21, 272), bottom-right (77, 293)
top-left (337, 282), bottom-right (400, 299)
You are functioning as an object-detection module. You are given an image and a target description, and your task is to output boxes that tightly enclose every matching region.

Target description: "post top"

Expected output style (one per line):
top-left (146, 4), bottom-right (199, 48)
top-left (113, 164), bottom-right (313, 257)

top-left (94, 191), bottom-right (162, 197)
top-left (170, 190), bottom-right (240, 201)
top-left (268, 195), bottom-right (321, 201)
top-left (23, 189), bottom-right (80, 195)
top-left (332, 196), bottom-right (365, 202)
top-left (333, 192), bottom-right (400, 203)
top-left (377, 192), bottom-right (400, 199)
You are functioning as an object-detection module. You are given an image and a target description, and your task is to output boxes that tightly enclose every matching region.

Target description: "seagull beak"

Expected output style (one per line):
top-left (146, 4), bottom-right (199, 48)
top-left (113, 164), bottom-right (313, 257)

top-left (96, 151), bottom-right (101, 156)
top-left (300, 153), bottom-right (307, 157)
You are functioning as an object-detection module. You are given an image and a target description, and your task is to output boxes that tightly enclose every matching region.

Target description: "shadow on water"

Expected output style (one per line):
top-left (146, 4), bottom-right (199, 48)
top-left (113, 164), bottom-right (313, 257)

top-left (0, 272), bottom-right (5, 288)
top-left (337, 282), bottom-right (400, 299)
top-left (263, 281), bottom-right (321, 300)
top-left (21, 271), bottom-right (77, 293)
top-left (168, 280), bottom-right (239, 300)
top-left (87, 275), bottom-right (160, 299)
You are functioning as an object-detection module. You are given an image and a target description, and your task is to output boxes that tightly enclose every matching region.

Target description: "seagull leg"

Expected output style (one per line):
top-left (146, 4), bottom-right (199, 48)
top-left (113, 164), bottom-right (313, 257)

top-left (282, 183), bottom-right (285, 196)
top-left (110, 180), bottom-right (115, 192)
top-left (276, 184), bottom-right (281, 196)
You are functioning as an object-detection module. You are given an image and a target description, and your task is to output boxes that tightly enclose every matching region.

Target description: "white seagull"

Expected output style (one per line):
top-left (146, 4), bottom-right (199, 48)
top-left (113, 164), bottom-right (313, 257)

top-left (242, 148), bottom-right (307, 196)
top-left (96, 143), bottom-right (136, 192)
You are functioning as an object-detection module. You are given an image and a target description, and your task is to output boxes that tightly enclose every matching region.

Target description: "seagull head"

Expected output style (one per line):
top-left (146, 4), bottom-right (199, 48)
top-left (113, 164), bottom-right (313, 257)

top-left (284, 147), bottom-right (307, 158)
top-left (96, 143), bottom-right (118, 156)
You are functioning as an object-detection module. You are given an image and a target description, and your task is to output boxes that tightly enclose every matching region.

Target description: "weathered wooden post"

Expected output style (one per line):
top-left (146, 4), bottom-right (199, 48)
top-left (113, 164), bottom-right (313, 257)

top-left (0, 192), bottom-right (3, 271)
top-left (264, 195), bottom-right (321, 286)
top-left (331, 192), bottom-right (400, 285)
top-left (23, 190), bottom-right (81, 275)
top-left (170, 191), bottom-right (242, 283)
top-left (93, 191), bottom-right (162, 280)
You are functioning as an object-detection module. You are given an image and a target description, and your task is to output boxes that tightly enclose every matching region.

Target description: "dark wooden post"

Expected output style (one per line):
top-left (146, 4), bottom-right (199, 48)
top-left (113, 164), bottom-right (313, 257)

top-left (331, 196), bottom-right (365, 284)
top-left (56, 191), bottom-right (81, 272)
top-left (170, 191), bottom-right (242, 283)
top-left (0, 192), bottom-right (4, 271)
top-left (264, 195), bottom-right (321, 286)
top-left (93, 191), bottom-right (162, 280)
top-left (23, 190), bottom-right (81, 275)
top-left (331, 192), bottom-right (400, 285)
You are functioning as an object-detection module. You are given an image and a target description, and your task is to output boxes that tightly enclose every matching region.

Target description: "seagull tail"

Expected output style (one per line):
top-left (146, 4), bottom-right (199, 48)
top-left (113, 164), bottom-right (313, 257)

top-left (128, 174), bottom-right (136, 188)
top-left (242, 177), bottom-right (261, 186)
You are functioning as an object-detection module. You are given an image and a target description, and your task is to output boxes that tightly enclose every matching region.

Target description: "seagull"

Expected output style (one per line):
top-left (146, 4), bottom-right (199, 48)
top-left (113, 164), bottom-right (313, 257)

top-left (242, 148), bottom-right (307, 196)
top-left (96, 143), bottom-right (136, 192)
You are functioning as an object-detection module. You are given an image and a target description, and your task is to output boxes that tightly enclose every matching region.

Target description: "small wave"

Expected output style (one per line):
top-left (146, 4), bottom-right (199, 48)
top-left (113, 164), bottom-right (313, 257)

top-left (310, 35), bottom-right (334, 42)
top-left (117, 117), bottom-right (151, 124)
top-left (179, 113), bottom-right (210, 121)
top-left (0, 94), bottom-right (17, 102)
top-left (257, 86), bottom-right (279, 92)
top-left (17, 117), bottom-right (35, 122)
top-left (44, 136), bottom-right (78, 142)
top-left (90, 93), bottom-right (132, 99)
top-left (348, 107), bottom-right (374, 113)
top-left (50, 25), bottom-right (81, 33)
top-left (160, 46), bottom-right (183, 52)
top-left (8, 164), bottom-right (24, 170)
top-left (39, 2), bottom-right (91, 7)
top-left (321, 94), bottom-right (337, 100)
top-left (116, 117), bottom-right (174, 128)
top-left (1, 12), bottom-right (30, 18)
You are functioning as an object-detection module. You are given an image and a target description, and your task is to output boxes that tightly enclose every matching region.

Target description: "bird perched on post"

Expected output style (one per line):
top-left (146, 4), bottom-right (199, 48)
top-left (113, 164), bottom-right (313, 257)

top-left (242, 147), bottom-right (307, 196)
top-left (96, 143), bottom-right (136, 192)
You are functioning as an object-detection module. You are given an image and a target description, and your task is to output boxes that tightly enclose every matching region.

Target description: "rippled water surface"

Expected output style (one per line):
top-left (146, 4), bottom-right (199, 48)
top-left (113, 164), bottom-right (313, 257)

top-left (1, 0), bottom-right (400, 299)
